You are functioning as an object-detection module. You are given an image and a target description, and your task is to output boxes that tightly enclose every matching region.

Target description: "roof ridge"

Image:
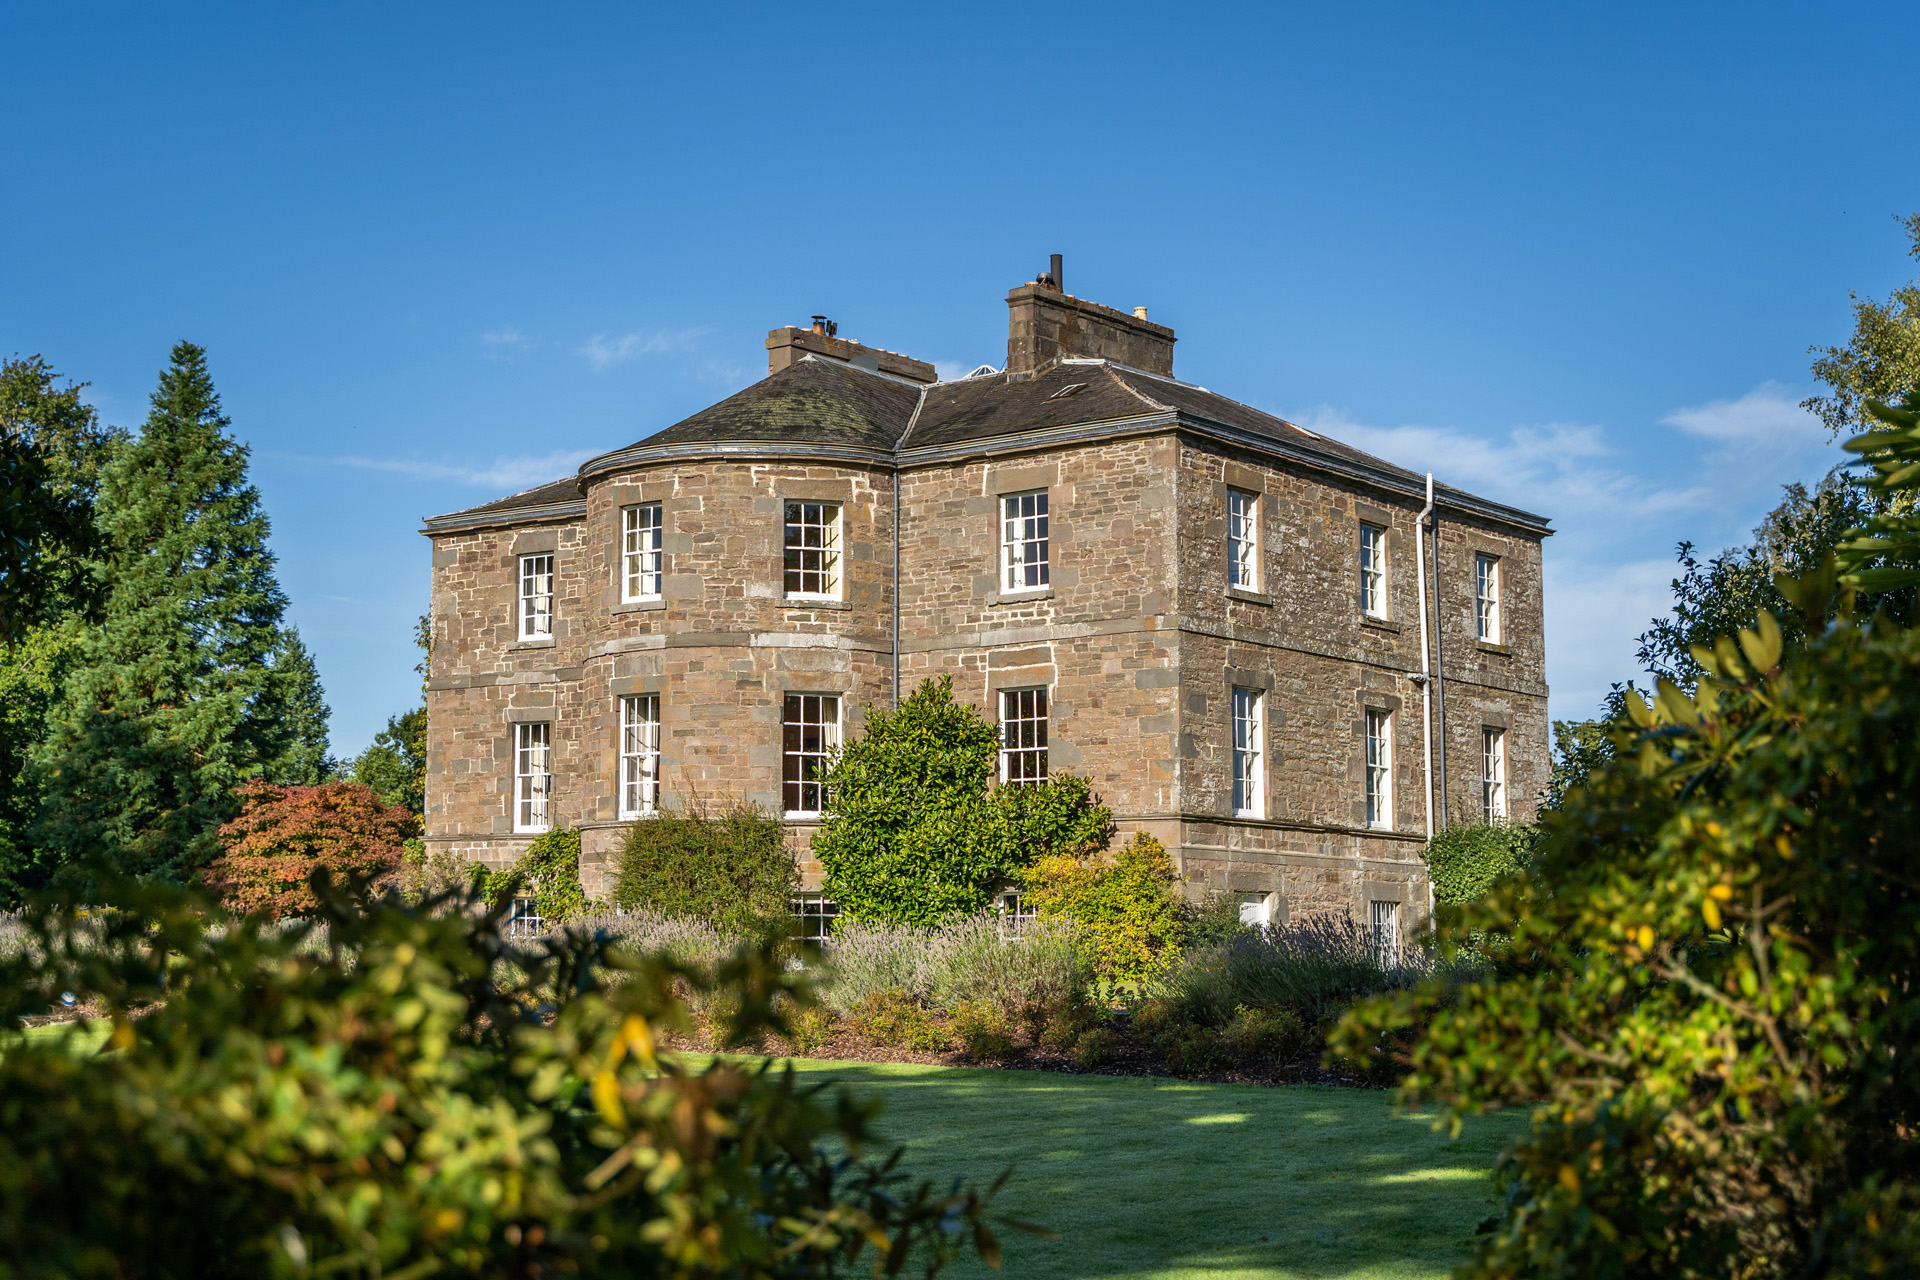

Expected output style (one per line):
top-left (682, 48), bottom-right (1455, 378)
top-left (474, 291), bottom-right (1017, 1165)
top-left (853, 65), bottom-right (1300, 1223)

top-left (793, 352), bottom-right (931, 390)
top-left (1099, 362), bottom-right (1171, 413)
top-left (895, 382), bottom-right (931, 450)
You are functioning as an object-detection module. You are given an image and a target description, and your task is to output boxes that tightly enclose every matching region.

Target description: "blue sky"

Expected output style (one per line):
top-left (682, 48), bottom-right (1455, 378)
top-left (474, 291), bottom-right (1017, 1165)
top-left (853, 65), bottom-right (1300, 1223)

top-left (5, 3), bottom-right (1918, 755)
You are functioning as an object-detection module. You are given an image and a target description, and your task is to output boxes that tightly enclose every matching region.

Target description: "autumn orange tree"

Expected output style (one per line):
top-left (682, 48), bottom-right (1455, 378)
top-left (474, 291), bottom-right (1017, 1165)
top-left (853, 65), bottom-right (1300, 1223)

top-left (200, 779), bottom-right (418, 916)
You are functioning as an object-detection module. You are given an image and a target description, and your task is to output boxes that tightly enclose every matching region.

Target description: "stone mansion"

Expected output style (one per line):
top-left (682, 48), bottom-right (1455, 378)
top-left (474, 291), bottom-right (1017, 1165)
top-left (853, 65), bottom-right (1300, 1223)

top-left (421, 260), bottom-right (1551, 938)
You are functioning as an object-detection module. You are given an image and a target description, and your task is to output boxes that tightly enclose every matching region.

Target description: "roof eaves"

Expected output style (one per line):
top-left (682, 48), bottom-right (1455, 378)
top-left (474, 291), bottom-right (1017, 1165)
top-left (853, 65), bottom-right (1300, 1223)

top-left (420, 498), bottom-right (589, 536)
top-left (578, 438), bottom-right (897, 483)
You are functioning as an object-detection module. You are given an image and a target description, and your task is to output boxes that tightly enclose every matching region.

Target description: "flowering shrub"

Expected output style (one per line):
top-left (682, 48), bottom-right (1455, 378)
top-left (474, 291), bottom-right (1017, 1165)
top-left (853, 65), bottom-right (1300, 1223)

top-left (199, 779), bottom-right (418, 916)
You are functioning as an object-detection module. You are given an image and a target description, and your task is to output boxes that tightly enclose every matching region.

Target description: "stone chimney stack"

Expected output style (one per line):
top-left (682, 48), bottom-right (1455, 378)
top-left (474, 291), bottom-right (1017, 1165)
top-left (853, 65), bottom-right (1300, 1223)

top-left (1004, 255), bottom-right (1176, 377)
top-left (765, 320), bottom-right (937, 384)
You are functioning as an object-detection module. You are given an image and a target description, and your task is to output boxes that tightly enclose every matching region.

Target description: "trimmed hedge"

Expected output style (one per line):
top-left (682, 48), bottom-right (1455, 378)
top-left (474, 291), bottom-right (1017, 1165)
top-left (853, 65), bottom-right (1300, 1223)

top-left (613, 803), bottom-right (795, 935)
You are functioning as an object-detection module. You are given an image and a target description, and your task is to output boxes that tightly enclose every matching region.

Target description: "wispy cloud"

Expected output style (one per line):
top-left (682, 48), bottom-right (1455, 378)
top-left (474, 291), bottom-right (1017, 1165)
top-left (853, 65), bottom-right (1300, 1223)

top-left (312, 449), bottom-right (594, 491)
top-left (1285, 383), bottom-right (1840, 720)
top-left (579, 326), bottom-right (713, 371)
top-left (1662, 380), bottom-right (1821, 450)
top-left (481, 327), bottom-right (540, 360)
top-left (1287, 407), bottom-right (1706, 525)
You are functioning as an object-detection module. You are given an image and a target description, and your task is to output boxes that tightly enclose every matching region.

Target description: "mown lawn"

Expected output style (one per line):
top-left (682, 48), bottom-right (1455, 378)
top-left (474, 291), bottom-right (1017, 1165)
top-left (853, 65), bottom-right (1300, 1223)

top-left (10, 1026), bottom-right (1522, 1277)
top-left (749, 1057), bottom-right (1526, 1280)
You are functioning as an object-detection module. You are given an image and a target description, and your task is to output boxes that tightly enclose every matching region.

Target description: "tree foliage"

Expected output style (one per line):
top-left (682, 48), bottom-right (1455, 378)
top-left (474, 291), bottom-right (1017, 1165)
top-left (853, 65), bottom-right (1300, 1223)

top-left (29, 343), bottom-right (328, 877)
top-left (614, 803), bottom-right (795, 935)
top-left (814, 677), bottom-right (1112, 925)
top-left (345, 706), bottom-right (427, 813)
top-left (0, 871), bottom-right (1014, 1278)
top-left (199, 779), bottom-right (419, 917)
top-left (1805, 211), bottom-right (1920, 438)
top-left (1333, 586), bottom-right (1920, 1275)
top-left (1018, 832), bottom-right (1182, 985)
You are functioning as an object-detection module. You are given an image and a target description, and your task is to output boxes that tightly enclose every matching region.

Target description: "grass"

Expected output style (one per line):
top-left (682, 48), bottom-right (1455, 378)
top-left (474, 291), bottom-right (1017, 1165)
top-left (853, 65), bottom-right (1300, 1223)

top-left (718, 1056), bottom-right (1526, 1280)
top-left (9, 1026), bottom-right (1521, 1277)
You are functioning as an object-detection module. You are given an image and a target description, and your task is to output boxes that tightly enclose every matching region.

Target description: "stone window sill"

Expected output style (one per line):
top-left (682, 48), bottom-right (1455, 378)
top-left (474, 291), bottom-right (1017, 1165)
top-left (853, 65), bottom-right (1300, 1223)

top-left (784, 597), bottom-right (852, 612)
top-left (989, 587), bottom-right (1055, 607)
top-left (510, 637), bottom-right (557, 651)
top-left (1226, 586), bottom-right (1272, 606)
top-left (1360, 615), bottom-right (1403, 634)
top-left (614, 598), bottom-right (666, 615)
top-left (1477, 640), bottom-right (1513, 656)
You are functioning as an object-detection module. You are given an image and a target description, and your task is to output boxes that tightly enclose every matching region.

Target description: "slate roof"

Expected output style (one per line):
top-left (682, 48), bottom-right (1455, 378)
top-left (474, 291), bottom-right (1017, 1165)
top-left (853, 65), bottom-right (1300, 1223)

top-left (633, 356), bottom-right (920, 451)
top-left (426, 353), bottom-right (1549, 533)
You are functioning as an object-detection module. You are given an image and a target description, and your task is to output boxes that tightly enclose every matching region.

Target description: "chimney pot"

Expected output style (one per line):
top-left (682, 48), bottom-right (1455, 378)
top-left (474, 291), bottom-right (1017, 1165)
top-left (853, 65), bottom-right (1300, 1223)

top-left (1133, 306), bottom-right (1148, 320)
top-left (1050, 253), bottom-right (1063, 294)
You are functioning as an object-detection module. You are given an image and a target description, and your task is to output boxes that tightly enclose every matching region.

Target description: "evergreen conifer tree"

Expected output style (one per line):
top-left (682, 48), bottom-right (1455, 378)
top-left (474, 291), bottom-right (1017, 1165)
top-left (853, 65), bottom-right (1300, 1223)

top-left (32, 342), bottom-right (328, 877)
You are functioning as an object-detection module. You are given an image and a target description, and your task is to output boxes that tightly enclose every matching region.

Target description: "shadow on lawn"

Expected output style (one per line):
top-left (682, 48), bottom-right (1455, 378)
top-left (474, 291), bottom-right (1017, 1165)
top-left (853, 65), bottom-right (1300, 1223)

top-left (788, 1061), bottom-right (1523, 1280)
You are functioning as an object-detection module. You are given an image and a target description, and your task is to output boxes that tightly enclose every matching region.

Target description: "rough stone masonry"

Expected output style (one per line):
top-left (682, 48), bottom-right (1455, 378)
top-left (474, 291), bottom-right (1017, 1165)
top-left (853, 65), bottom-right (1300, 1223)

top-left (421, 262), bottom-right (1552, 935)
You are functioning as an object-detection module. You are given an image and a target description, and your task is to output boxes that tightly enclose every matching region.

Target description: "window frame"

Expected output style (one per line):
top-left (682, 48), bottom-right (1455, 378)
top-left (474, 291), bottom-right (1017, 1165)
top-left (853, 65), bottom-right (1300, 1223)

top-left (1370, 899), bottom-right (1401, 965)
top-left (1358, 523), bottom-right (1388, 619)
top-left (619, 694), bottom-right (662, 820)
top-left (781, 693), bottom-right (841, 817)
top-left (1475, 552), bottom-right (1502, 643)
top-left (999, 686), bottom-right (1050, 785)
top-left (782, 501), bottom-right (844, 601)
top-left (1000, 489), bottom-right (1051, 593)
top-left (514, 720), bottom-right (553, 834)
top-left (1483, 726), bottom-right (1507, 821)
top-left (1237, 891), bottom-right (1275, 927)
top-left (519, 552), bottom-right (555, 641)
top-left (1364, 708), bottom-right (1393, 829)
top-left (1227, 488), bottom-right (1260, 590)
top-left (622, 503), bottom-right (664, 602)
top-left (1231, 687), bottom-right (1264, 818)
top-left (791, 892), bottom-right (840, 944)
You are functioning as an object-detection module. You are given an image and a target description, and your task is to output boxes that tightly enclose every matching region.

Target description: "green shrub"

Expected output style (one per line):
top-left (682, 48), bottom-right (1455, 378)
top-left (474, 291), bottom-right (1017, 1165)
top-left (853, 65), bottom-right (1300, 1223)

top-left (1132, 999), bottom-right (1233, 1077)
top-left (1221, 1004), bottom-right (1308, 1066)
top-left (949, 1001), bottom-right (1016, 1062)
top-left (482, 826), bottom-right (590, 924)
top-left (782, 1004), bottom-right (838, 1056)
top-left (0, 868), bottom-right (1006, 1277)
top-left (1071, 1026), bottom-right (1119, 1070)
top-left (1333, 561), bottom-right (1920, 1271)
top-left (848, 988), bottom-right (948, 1052)
top-left (1019, 832), bottom-right (1183, 986)
top-left (1181, 891), bottom-right (1250, 949)
top-left (1423, 821), bottom-right (1534, 909)
top-left (814, 677), bottom-right (1111, 924)
top-left (613, 802), bottom-right (795, 935)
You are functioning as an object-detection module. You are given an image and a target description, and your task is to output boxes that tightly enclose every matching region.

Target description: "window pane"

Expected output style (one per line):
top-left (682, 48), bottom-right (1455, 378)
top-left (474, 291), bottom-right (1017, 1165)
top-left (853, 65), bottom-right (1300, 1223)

top-left (1476, 554), bottom-right (1501, 642)
top-left (1002, 490), bottom-right (1050, 590)
top-left (624, 504), bottom-right (663, 599)
top-left (1228, 490), bottom-right (1257, 589)
top-left (621, 695), bottom-right (661, 817)
top-left (783, 502), bottom-right (841, 597)
top-left (1232, 687), bottom-right (1262, 816)
top-left (1001, 687), bottom-right (1050, 783)
top-left (1359, 525), bottom-right (1385, 617)
top-left (1365, 709), bottom-right (1391, 828)
top-left (516, 721), bottom-right (552, 832)
top-left (782, 694), bottom-right (840, 813)
top-left (520, 554), bottom-right (554, 638)
top-left (1483, 727), bottom-right (1506, 821)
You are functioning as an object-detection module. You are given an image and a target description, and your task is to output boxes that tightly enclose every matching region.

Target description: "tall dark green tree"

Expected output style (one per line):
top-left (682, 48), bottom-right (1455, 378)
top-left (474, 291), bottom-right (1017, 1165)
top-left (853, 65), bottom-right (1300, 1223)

top-left (31, 343), bottom-right (328, 878)
top-left (0, 357), bottom-right (123, 898)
